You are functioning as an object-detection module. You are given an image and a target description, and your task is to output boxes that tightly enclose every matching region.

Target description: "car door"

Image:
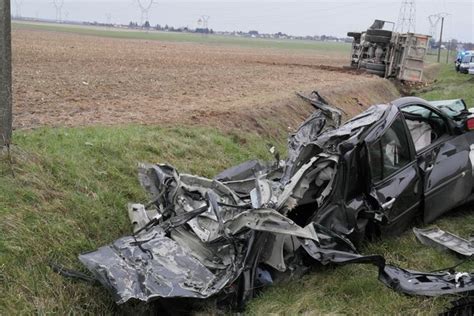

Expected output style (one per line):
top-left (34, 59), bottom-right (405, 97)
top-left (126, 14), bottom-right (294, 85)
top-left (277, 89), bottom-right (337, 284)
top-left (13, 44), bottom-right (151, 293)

top-left (400, 103), bottom-right (473, 223)
top-left (366, 113), bottom-right (422, 228)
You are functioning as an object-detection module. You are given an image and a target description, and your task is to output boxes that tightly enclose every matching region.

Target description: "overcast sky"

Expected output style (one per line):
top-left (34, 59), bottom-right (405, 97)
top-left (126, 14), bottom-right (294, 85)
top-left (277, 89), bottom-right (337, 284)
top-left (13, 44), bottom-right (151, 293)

top-left (15, 0), bottom-right (474, 42)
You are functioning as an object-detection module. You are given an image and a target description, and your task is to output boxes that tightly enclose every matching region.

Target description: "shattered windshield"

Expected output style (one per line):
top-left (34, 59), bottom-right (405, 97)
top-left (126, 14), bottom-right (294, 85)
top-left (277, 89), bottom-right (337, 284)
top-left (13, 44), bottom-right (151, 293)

top-left (428, 99), bottom-right (467, 118)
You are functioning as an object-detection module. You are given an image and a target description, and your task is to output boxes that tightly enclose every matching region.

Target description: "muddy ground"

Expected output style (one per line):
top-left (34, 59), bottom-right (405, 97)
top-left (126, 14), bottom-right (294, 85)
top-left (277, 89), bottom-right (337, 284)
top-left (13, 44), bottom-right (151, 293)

top-left (12, 29), bottom-right (400, 132)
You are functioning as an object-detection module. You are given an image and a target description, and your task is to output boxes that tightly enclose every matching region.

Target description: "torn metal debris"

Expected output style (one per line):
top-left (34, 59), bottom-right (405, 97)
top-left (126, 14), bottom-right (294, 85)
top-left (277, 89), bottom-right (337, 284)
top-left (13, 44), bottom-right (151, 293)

top-left (413, 227), bottom-right (474, 257)
top-left (79, 94), bottom-right (474, 310)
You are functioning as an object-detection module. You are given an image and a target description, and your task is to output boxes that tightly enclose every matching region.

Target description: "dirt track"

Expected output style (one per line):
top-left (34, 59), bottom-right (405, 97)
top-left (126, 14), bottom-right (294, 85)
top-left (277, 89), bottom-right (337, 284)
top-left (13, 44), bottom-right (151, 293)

top-left (12, 29), bottom-right (400, 132)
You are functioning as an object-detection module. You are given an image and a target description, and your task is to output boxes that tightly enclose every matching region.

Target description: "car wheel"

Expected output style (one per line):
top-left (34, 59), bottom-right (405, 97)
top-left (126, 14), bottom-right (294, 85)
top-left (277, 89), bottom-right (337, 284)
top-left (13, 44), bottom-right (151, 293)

top-left (365, 35), bottom-right (391, 44)
top-left (366, 62), bottom-right (386, 71)
top-left (366, 68), bottom-right (385, 77)
top-left (366, 29), bottom-right (393, 38)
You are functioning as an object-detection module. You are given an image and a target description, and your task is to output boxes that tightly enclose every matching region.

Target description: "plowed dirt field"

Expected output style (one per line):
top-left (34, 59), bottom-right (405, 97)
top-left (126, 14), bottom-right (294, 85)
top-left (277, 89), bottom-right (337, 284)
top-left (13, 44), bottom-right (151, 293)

top-left (12, 28), bottom-right (399, 131)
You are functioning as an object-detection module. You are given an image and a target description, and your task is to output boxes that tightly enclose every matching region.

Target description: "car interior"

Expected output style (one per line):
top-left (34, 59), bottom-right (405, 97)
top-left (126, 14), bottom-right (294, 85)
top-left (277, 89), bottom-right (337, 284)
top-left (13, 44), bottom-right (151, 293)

top-left (401, 105), bottom-right (448, 152)
top-left (369, 116), bottom-right (411, 182)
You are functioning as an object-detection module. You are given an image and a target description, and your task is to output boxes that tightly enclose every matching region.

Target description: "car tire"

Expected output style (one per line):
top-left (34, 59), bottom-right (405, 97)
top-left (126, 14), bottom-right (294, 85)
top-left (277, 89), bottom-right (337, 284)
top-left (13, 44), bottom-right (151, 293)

top-left (365, 35), bottom-right (391, 44)
top-left (366, 68), bottom-right (385, 77)
top-left (366, 29), bottom-right (393, 38)
top-left (366, 62), bottom-right (386, 71)
top-left (347, 32), bottom-right (362, 38)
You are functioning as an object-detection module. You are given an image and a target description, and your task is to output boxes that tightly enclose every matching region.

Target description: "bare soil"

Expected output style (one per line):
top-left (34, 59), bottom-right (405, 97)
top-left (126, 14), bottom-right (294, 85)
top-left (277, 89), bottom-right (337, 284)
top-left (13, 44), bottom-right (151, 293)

top-left (12, 29), bottom-right (400, 133)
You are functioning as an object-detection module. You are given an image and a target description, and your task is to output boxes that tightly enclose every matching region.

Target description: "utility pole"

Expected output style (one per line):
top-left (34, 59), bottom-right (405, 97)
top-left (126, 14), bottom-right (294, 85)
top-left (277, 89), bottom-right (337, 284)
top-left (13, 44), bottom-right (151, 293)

top-left (446, 39), bottom-right (451, 64)
top-left (0, 0), bottom-right (12, 146)
top-left (13, 0), bottom-right (21, 18)
top-left (429, 12), bottom-right (449, 60)
top-left (105, 13), bottom-right (112, 27)
top-left (53, 0), bottom-right (64, 23)
top-left (428, 14), bottom-right (442, 38)
top-left (396, 0), bottom-right (416, 33)
top-left (136, 0), bottom-right (155, 27)
top-left (437, 16), bottom-right (444, 63)
top-left (201, 15), bottom-right (210, 29)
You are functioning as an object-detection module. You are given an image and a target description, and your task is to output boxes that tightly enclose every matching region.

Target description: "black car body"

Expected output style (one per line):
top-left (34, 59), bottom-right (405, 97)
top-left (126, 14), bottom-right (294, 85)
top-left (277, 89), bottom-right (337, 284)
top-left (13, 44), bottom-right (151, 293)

top-left (314, 97), bottom-right (474, 241)
top-left (79, 96), bottom-right (474, 310)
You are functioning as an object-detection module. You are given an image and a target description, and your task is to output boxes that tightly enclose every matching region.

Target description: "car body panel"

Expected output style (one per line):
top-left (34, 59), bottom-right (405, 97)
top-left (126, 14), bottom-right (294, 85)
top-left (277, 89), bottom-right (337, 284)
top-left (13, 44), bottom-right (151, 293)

top-left (392, 97), bottom-right (473, 222)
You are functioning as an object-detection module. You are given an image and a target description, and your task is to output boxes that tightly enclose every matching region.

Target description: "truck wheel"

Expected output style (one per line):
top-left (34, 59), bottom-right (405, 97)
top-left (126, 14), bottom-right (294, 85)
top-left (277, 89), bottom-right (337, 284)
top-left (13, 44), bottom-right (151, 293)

top-left (347, 32), bottom-right (362, 38)
top-left (366, 29), bottom-right (392, 38)
top-left (366, 68), bottom-right (385, 77)
top-left (365, 35), bottom-right (391, 44)
top-left (366, 62), bottom-right (386, 71)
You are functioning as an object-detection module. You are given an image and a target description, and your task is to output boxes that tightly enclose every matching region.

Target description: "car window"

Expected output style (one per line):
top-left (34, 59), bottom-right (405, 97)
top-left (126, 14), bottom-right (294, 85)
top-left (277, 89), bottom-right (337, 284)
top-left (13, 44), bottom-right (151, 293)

top-left (462, 55), bottom-right (473, 63)
top-left (369, 116), bottom-right (412, 182)
top-left (401, 104), bottom-right (448, 151)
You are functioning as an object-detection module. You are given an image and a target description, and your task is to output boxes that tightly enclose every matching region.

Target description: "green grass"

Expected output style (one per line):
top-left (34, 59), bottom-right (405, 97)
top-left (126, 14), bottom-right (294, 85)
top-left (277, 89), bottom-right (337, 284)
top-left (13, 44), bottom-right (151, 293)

top-left (418, 63), bottom-right (474, 107)
top-left (0, 125), bottom-right (284, 314)
top-left (13, 21), bottom-right (351, 53)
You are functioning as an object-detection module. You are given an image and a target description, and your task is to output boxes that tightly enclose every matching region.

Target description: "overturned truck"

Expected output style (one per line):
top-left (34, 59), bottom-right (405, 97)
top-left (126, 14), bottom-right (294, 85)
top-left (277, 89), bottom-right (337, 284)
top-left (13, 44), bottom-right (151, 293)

top-left (348, 20), bottom-right (430, 82)
top-left (78, 93), bottom-right (474, 311)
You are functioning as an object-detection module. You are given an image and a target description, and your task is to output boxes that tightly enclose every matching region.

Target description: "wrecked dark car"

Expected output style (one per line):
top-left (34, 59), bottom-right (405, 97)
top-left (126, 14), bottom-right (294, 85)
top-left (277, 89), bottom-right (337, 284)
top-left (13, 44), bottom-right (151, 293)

top-left (78, 94), bottom-right (474, 310)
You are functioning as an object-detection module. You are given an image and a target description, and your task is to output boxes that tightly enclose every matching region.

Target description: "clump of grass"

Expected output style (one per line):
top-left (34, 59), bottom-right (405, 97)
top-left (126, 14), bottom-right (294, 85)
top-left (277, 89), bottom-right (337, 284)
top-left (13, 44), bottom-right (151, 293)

top-left (417, 63), bottom-right (474, 107)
